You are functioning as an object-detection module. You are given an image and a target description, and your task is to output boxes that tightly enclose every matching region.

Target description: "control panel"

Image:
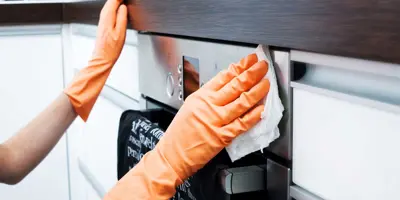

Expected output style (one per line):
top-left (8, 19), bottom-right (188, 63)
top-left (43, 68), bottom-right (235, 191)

top-left (138, 34), bottom-right (291, 160)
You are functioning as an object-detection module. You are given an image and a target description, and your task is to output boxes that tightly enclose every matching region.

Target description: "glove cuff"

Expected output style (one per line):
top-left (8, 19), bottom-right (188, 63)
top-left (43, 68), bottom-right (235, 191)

top-left (105, 148), bottom-right (182, 199)
top-left (64, 58), bottom-right (113, 122)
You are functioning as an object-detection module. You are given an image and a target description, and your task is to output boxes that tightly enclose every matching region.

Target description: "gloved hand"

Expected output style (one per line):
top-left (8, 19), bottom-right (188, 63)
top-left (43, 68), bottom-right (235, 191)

top-left (104, 53), bottom-right (270, 200)
top-left (64, 0), bottom-right (127, 121)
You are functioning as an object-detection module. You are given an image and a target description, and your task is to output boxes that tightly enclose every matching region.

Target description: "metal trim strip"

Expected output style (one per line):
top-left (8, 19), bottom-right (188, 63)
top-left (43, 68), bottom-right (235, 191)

top-left (290, 186), bottom-right (323, 200)
top-left (0, 24), bottom-right (62, 36)
top-left (77, 157), bottom-right (106, 198)
top-left (0, 0), bottom-right (88, 5)
top-left (291, 50), bottom-right (400, 79)
top-left (291, 81), bottom-right (400, 115)
top-left (60, 23), bottom-right (73, 200)
top-left (100, 85), bottom-right (140, 110)
top-left (70, 23), bottom-right (138, 46)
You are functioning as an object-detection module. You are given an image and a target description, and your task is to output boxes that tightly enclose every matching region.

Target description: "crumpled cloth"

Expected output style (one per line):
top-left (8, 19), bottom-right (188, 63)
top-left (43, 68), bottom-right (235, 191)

top-left (225, 45), bottom-right (284, 162)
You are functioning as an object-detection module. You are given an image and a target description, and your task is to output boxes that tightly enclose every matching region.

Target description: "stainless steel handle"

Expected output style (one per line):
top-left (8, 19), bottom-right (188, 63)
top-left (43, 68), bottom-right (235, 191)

top-left (218, 159), bottom-right (291, 200)
top-left (218, 165), bottom-right (265, 194)
top-left (291, 50), bottom-right (400, 79)
top-left (291, 81), bottom-right (400, 115)
top-left (290, 186), bottom-right (323, 200)
top-left (265, 159), bottom-right (291, 200)
top-left (290, 50), bottom-right (400, 114)
top-left (78, 157), bottom-right (106, 198)
top-left (100, 85), bottom-right (140, 110)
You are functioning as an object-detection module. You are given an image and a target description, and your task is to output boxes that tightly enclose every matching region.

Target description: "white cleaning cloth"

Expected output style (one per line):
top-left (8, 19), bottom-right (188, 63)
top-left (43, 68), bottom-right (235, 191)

top-left (225, 45), bottom-right (284, 162)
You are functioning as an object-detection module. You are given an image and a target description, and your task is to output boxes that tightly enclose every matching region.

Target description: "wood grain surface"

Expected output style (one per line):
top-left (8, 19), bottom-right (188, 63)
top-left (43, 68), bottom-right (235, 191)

top-left (1, 0), bottom-right (399, 64)
top-left (125, 0), bottom-right (400, 64)
top-left (63, 0), bottom-right (104, 25)
top-left (0, 3), bottom-right (62, 24)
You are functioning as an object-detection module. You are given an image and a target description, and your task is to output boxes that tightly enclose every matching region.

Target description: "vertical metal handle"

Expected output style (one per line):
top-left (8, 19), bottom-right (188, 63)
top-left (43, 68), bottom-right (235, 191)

top-left (219, 166), bottom-right (265, 194)
top-left (290, 186), bottom-right (323, 200)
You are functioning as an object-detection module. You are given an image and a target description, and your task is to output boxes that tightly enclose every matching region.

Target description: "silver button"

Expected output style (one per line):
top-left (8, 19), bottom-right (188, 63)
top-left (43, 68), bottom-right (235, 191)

top-left (178, 77), bottom-right (183, 86)
top-left (166, 73), bottom-right (175, 97)
top-left (178, 64), bottom-right (183, 73)
top-left (179, 90), bottom-right (183, 100)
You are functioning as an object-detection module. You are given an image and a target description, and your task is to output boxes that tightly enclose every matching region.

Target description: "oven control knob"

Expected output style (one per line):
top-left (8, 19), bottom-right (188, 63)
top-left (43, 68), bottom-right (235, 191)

top-left (178, 64), bottom-right (183, 73)
top-left (166, 73), bottom-right (175, 97)
top-left (178, 77), bottom-right (183, 87)
top-left (179, 90), bottom-right (183, 100)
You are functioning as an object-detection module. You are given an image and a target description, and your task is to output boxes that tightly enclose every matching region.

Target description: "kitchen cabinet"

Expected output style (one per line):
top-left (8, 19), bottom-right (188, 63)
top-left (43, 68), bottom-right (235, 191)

top-left (85, 181), bottom-right (103, 200)
top-left (291, 51), bottom-right (400, 200)
top-left (70, 24), bottom-right (141, 101)
top-left (68, 93), bottom-right (140, 199)
top-left (66, 23), bottom-right (142, 200)
top-left (108, 43), bottom-right (140, 100)
top-left (292, 88), bottom-right (400, 200)
top-left (65, 117), bottom-right (88, 200)
top-left (79, 96), bottom-right (125, 193)
top-left (3, 3), bottom-right (399, 198)
top-left (61, 23), bottom-right (89, 200)
top-left (0, 25), bottom-right (69, 200)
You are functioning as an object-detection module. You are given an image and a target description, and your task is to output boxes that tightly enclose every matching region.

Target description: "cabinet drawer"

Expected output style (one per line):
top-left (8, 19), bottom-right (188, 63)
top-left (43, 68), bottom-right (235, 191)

top-left (292, 87), bottom-right (400, 200)
top-left (290, 51), bottom-right (400, 200)
top-left (79, 93), bottom-right (139, 193)
top-left (79, 97), bottom-right (123, 192)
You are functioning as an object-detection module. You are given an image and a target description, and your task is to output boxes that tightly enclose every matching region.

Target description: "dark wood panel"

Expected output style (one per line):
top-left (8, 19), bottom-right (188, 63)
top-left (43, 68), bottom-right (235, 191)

top-left (63, 0), bottom-right (105, 25)
top-left (0, 3), bottom-right (62, 24)
top-left (126, 0), bottom-right (400, 64)
top-left (63, 0), bottom-right (138, 29)
top-left (3, 0), bottom-right (398, 64)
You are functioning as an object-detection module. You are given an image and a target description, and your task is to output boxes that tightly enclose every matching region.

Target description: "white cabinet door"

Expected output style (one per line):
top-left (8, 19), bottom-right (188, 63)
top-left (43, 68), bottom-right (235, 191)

top-left (70, 34), bottom-right (95, 73)
top-left (85, 181), bottom-right (103, 200)
top-left (108, 43), bottom-right (140, 101)
top-left (68, 24), bottom-right (141, 200)
top-left (79, 96), bottom-right (123, 193)
top-left (70, 25), bottom-right (140, 100)
top-left (292, 88), bottom-right (400, 200)
top-left (0, 32), bottom-right (69, 200)
top-left (67, 94), bottom-right (140, 200)
top-left (79, 96), bottom-right (139, 195)
top-left (291, 51), bottom-right (400, 200)
top-left (62, 24), bottom-right (92, 200)
top-left (65, 118), bottom-right (87, 200)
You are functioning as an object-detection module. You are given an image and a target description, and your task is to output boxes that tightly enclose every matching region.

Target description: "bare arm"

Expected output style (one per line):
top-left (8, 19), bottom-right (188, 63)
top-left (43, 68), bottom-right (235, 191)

top-left (0, 93), bottom-right (77, 184)
top-left (0, 0), bottom-right (126, 185)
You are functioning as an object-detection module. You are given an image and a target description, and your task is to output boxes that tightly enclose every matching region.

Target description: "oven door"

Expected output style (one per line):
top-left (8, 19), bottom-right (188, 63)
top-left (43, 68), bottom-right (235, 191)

top-left (117, 99), bottom-right (290, 200)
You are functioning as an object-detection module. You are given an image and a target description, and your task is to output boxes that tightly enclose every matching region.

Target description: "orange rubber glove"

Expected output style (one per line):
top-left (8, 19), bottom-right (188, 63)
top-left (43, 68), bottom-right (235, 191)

top-left (64, 0), bottom-right (127, 121)
top-left (104, 53), bottom-right (270, 200)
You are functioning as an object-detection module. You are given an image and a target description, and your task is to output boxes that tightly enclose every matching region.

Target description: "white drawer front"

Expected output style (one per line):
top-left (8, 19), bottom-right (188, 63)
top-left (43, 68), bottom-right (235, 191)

top-left (80, 96), bottom-right (122, 192)
top-left (292, 88), bottom-right (400, 200)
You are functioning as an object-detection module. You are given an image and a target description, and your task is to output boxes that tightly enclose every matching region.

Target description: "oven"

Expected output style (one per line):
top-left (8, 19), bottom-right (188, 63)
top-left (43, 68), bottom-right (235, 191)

top-left (136, 33), bottom-right (292, 199)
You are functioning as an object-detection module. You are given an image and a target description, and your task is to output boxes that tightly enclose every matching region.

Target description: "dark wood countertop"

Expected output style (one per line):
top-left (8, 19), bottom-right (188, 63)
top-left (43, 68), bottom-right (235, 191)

top-left (2, 0), bottom-right (400, 65)
top-left (63, 0), bottom-right (104, 25)
top-left (125, 0), bottom-right (400, 65)
top-left (0, 2), bottom-right (63, 24)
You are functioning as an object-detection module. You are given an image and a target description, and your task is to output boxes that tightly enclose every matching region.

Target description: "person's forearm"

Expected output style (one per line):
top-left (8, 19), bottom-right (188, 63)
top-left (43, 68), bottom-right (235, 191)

top-left (0, 93), bottom-right (77, 184)
top-left (0, 0), bottom-right (126, 185)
